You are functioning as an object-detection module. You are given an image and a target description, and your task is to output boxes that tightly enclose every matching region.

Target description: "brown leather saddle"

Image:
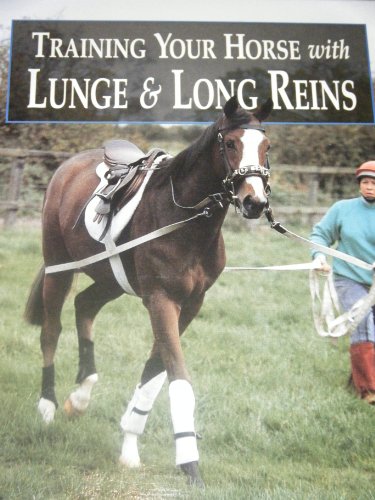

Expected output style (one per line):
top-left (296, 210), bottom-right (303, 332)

top-left (94, 139), bottom-right (165, 219)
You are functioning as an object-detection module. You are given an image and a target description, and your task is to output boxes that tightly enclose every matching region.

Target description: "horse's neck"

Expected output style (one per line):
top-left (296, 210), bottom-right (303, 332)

top-left (172, 146), bottom-right (223, 208)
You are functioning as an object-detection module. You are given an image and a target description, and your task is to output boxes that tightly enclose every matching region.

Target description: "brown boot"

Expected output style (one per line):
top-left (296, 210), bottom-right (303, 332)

top-left (350, 342), bottom-right (375, 404)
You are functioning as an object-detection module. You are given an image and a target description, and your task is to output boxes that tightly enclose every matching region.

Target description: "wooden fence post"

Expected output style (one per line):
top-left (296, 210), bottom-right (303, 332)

top-left (307, 173), bottom-right (320, 225)
top-left (3, 158), bottom-right (24, 228)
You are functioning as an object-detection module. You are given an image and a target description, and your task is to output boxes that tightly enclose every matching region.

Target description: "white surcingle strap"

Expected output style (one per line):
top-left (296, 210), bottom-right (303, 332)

top-left (169, 379), bottom-right (199, 465)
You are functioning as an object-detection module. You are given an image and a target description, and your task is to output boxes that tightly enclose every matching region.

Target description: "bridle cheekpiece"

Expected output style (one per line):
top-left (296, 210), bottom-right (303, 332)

top-left (217, 124), bottom-right (271, 201)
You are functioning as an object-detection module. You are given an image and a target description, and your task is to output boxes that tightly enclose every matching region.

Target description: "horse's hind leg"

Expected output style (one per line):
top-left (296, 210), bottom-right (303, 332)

top-left (38, 272), bottom-right (74, 423)
top-left (120, 349), bottom-right (167, 467)
top-left (64, 281), bottom-right (122, 416)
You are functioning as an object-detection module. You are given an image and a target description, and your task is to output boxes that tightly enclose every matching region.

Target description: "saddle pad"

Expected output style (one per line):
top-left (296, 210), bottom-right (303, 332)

top-left (84, 162), bottom-right (154, 243)
top-left (83, 154), bottom-right (170, 295)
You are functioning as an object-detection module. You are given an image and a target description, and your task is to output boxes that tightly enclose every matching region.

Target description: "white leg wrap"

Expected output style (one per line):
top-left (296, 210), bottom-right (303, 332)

top-left (38, 397), bottom-right (56, 424)
top-left (69, 374), bottom-right (98, 412)
top-left (121, 371), bottom-right (167, 435)
top-left (169, 379), bottom-right (199, 465)
top-left (120, 371), bottom-right (167, 468)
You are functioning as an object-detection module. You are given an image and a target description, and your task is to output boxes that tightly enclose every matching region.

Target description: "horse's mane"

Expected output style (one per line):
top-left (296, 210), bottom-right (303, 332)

top-left (148, 106), bottom-right (256, 189)
top-left (147, 121), bottom-right (218, 188)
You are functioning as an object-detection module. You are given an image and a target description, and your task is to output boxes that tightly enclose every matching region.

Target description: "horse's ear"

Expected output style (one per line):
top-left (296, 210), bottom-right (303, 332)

top-left (254, 98), bottom-right (273, 122)
top-left (224, 95), bottom-right (239, 118)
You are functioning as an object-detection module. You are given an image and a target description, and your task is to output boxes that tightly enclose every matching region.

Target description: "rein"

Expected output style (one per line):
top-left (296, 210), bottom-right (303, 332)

top-left (264, 205), bottom-right (374, 272)
top-left (45, 209), bottom-right (212, 274)
top-left (254, 204), bottom-right (375, 338)
top-left (45, 191), bottom-right (375, 338)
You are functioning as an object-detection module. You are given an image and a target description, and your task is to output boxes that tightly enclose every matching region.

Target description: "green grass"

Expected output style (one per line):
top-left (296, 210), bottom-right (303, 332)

top-left (1, 218), bottom-right (375, 499)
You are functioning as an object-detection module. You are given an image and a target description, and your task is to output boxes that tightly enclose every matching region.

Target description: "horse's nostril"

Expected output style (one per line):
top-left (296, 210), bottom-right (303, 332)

top-left (241, 195), bottom-right (266, 219)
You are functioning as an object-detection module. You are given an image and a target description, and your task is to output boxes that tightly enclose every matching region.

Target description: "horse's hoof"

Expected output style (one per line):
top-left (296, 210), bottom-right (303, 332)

top-left (63, 397), bottom-right (84, 417)
top-left (38, 398), bottom-right (56, 424)
top-left (180, 461), bottom-right (205, 488)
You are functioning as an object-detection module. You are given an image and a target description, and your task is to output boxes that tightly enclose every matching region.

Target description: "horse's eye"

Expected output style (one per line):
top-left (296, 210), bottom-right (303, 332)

top-left (226, 140), bottom-right (235, 150)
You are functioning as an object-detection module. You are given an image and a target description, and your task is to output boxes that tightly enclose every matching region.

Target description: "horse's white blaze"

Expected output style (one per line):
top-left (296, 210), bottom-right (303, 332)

top-left (245, 175), bottom-right (268, 203)
top-left (67, 373), bottom-right (98, 413)
top-left (240, 129), bottom-right (263, 169)
top-left (240, 129), bottom-right (267, 203)
top-left (169, 379), bottom-right (199, 465)
top-left (38, 397), bottom-right (56, 424)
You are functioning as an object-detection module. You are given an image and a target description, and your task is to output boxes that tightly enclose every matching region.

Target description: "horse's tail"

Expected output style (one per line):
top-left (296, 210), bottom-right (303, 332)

top-left (24, 266), bottom-right (45, 326)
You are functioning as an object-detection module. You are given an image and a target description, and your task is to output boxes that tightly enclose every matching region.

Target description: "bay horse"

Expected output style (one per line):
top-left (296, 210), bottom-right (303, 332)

top-left (25, 95), bottom-right (272, 487)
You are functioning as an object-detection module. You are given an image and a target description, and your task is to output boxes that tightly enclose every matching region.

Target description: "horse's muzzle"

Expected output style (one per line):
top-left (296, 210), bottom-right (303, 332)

top-left (236, 176), bottom-right (268, 219)
top-left (239, 194), bottom-right (267, 219)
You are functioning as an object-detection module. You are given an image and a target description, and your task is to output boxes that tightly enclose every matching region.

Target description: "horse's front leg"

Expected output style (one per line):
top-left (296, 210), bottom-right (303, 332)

top-left (145, 292), bottom-right (203, 486)
top-left (119, 353), bottom-right (167, 468)
top-left (120, 294), bottom-right (206, 469)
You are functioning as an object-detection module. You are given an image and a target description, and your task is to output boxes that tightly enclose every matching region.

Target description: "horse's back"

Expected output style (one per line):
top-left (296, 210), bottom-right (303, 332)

top-left (45, 149), bottom-right (102, 209)
top-left (48, 149), bottom-right (102, 190)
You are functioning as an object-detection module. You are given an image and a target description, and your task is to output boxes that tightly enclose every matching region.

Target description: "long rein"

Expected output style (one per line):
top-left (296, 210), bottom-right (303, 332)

top-left (44, 191), bottom-right (375, 338)
top-left (248, 206), bottom-right (375, 339)
top-left (44, 138), bottom-right (375, 338)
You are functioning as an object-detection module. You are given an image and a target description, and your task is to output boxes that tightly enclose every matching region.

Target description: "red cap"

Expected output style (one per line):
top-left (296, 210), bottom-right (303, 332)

top-left (355, 161), bottom-right (375, 180)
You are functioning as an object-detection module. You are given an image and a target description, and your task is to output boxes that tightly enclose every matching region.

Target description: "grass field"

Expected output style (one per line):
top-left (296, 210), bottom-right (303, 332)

top-left (1, 217), bottom-right (375, 499)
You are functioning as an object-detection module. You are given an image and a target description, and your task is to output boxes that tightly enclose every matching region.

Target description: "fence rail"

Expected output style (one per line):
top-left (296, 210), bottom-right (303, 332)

top-left (0, 147), bottom-right (354, 228)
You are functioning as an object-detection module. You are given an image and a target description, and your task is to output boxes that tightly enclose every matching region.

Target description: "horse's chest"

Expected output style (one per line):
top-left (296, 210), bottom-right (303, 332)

top-left (180, 254), bottom-right (224, 296)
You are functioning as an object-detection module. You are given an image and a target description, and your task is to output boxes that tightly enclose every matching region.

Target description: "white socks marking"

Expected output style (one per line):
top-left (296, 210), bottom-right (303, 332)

top-left (69, 373), bottom-right (98, 412)
top-left (38, 397), bottom-right (56, 424)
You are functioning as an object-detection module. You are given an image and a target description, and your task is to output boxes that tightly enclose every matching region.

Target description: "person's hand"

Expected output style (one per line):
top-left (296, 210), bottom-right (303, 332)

top-left (312, 254), bottom-right (331, 274)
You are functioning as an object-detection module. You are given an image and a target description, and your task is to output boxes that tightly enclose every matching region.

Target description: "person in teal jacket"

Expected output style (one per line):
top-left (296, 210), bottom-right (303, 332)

top-left (310, 161), bottom-right (375, 404)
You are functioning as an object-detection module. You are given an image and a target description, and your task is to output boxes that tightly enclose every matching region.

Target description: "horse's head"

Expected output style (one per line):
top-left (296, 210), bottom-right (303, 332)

top-left (217, 95), bottom-right (273, 219)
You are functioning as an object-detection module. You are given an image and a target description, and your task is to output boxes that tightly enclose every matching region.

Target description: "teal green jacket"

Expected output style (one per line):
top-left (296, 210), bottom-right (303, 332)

top-left (310, 197), bottom-right (375, 286)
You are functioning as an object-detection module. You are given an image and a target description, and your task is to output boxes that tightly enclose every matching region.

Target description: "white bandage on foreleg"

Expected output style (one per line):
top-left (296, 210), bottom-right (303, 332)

top-left (121, 371), bottom-right (167, 435)
top-left (169, 379), bottom-right (199, 465)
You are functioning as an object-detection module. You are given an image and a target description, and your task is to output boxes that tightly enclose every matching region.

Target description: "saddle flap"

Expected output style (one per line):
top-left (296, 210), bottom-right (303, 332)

top-left (104, 139), bottom-right (145, 167)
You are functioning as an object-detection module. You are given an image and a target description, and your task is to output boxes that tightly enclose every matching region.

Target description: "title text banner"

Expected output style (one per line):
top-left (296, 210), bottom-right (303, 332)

top-left (7, 20), bottom-right (374, 124)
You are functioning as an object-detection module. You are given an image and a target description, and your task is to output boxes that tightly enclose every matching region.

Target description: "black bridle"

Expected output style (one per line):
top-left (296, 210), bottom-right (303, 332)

top-left (170, 123), bottom-right (271, 216)
top-left (217, 124), bottom-right (271, 198)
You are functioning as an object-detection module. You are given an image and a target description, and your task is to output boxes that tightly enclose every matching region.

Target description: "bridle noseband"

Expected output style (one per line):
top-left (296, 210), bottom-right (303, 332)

top-left (217, 124), bottom-right (271, 200)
